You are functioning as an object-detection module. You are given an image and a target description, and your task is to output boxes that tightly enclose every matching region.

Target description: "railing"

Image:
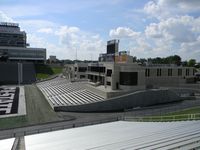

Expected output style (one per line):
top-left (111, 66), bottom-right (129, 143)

top-left (124, 113), bottom-right (200, 122)
top-left (0, 117), bottom-right (121, 140)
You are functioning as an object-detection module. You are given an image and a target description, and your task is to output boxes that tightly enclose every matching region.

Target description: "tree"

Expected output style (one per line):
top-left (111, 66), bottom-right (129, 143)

top-left (188, 59), bottom-right (196, 67)
top-left (164, 55), bottom-right (181, 65)
top-left (172, 55), bottom-right (181, 66)
top-left (181, 61), bottom-right (188, 66)
top-left (132, 56), bottom-right (137, 62)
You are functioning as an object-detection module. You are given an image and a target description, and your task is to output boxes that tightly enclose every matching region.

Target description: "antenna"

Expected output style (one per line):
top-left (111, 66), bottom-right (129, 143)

top-left (75, 48), bottom-right (77, 61)
top-left (91, 53), bottom-right (93, 62)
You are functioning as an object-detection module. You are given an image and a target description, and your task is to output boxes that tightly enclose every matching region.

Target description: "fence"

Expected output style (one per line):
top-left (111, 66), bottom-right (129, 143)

top-left (0, 117), bottom-right (121, 140)
top-left (124, 113), bottom-right (200, 122)
top-left (123, 99), bottom-right (200, 117)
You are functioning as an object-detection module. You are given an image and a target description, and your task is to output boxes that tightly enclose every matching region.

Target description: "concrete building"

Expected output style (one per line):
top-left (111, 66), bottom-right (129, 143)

top-left (0, 22), bottom-right (46, 63)
top-left (64, 62), bottom-right (88, 80)
top-left (145, 64), bottom-right (195, 87)
top-left (66, 39), bottom-right (196, 91)
top-left (49, 55), bottom-right (57, 63)
top-left (87, 62), bottom-right (145, 91)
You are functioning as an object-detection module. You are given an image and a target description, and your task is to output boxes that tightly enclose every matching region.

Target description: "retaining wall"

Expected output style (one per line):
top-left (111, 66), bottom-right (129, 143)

top-left (55, 89), bottom-right (184, 112)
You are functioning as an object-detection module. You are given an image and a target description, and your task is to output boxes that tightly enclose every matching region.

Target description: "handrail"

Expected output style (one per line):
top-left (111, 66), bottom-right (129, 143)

top-left (124, 113), bottom-right (200, 122)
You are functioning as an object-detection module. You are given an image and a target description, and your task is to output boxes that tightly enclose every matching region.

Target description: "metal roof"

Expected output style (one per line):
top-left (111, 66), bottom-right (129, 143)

top-left (25, 121), bottom-right (200, 150)
top-left (0, 138), bottom-right (15, 150)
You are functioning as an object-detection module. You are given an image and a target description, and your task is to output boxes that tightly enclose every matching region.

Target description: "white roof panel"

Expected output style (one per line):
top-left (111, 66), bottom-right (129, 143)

top-left (25, 121), bottom-right (200, 150)
top-left (0, 138), bottom-right (15, 150)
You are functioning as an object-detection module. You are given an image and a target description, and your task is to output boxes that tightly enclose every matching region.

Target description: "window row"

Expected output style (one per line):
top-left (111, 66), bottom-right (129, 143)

top-left (145, 68), bottom-right (194, 77)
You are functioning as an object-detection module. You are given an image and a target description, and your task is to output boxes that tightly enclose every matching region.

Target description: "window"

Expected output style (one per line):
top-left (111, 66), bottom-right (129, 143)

top-left (178, 69), bottom-right (182, 76)
top-left (78, 67), bottom-right (87, 72)
top-left (120, 72), bottom-right (138, 85)
top-left (157, 68), bottom-right (161, 76)
top-left (145, 69), bottom-right (150, 77)
top-left (90, 66), bottom-right (105, 73)
top-left (193, 69), bottom-right (195, 76)
top-left (106, 81), bottom-right (111, 85)
top-left (106, 69), bottom-right (112, 76)
top-left (168, 69), bottom-right (172, 76)
top-left (186, 69), bottom-right (190, 76)
top-left (88, 75), bottom-right (92, 80)
top-left (74, 67), bottom-right (77, 71)
top-left (80, 75), bottom-right (85, 79)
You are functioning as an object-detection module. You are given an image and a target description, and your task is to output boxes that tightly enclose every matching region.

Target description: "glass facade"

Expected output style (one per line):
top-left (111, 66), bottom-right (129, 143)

top-left (0, 23), bottom-right (27, 47)
top-left (0, 33), bottom-right (26, 47)
top-left (0, 48), bottom-right (46, 61)
top-left (0, 23), bottom-right (46, 62)
top-left (120, 72), bottom-right (138, 85)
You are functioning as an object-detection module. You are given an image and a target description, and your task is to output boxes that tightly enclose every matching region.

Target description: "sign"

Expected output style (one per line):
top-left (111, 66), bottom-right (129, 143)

top-left (0, 22), bottom-right (19, 27)
top-left (0, 87), bottom-right (19, 115)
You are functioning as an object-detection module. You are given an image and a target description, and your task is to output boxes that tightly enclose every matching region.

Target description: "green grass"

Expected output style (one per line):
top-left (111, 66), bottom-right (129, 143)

top-left (0, 85), bottom-right (62, 129)
top-left (167, 106), bottom-right (200, 115)
top-left (0, 116), bottom-right (27, 129)
top-left (35, 64), bottom-right (63, 80)
top-left (36, 73), bottom-right (49, 79)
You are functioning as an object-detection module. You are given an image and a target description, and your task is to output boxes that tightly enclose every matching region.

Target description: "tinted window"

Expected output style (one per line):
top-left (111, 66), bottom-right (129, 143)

top-left (120, 72), bottom-right (138, 85)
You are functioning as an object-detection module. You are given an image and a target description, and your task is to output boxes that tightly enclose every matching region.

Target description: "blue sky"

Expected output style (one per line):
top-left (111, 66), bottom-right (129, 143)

top-left (0, 0), bottom-right (200, 61)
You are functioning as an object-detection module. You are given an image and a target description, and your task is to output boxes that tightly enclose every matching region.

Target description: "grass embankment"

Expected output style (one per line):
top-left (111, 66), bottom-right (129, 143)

top-left (132, 107), bottom-right (200, 122)
top-left (35, 64), bottom-right (63, 80)
top-left (167, 106), bottom-right (200, 115)
top-left (0, 85), bottom-right (62, 129)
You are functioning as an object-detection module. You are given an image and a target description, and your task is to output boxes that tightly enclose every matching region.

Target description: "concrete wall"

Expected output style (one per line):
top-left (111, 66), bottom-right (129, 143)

top-left (0, 63), bottom-right (18, 84)
top-left (22, 63), bottom-right (36, 84)
top-left (0, 62), bottom-right (36, 84)
top-left (55, 89), bottom-right (184, 112)
top-left (145, 76), bottom-right (186, 87)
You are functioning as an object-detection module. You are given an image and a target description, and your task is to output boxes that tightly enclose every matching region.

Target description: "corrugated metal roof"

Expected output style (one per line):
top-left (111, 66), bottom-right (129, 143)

top-left (0, 138), bottom-right (15, 150)
top-left (25, 121), bottom-right (200, 150)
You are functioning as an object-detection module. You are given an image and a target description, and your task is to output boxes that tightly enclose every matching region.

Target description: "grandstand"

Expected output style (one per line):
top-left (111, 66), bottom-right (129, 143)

top-left (37, 76), bottom-right (194, 112)
top-left (37, 77), bottom-right (105, 107)
top-left (10, 120), bottom-right (200, 149)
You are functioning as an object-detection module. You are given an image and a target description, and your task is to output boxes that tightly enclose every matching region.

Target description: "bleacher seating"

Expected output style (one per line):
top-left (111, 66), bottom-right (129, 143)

top-left (37, 77), bottom-right (105, 107)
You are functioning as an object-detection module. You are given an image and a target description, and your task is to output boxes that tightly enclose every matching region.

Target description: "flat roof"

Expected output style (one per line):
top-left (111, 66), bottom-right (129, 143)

top-left (0, 22), bottom-right (19, 27)
top-left (25, 121), bottom-right (200, 150)
top-left (0, 46), bottom-right (46, 51)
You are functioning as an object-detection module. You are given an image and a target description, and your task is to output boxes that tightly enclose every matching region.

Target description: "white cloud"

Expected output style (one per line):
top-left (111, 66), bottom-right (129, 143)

top-left (143, 15), bottom-right (200, 60)
top-left (180, 36), bottom-right (200, 60)
top-left (54, 25), bottom-right (104, 59)
top-left (37, 28), bottom-right (53, 34)
top-left (145, 16), bottom-right (200, 43)
top-left (109, 27), bottom-right (141, 39)
top-left (27, 24), bottom-right (105, 60)
top-left (144, 0), bottom-right (200, 20)
top-left (0, 11), bottom-right (13, 22)
top-left (159, 0), bottom-right (200, 12)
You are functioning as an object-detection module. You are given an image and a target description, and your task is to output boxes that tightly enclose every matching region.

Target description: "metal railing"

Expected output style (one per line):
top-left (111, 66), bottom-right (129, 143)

top-left (0, 117), bottom-right (121, 140)
top-left (124, 113), bottom-right (200, 122)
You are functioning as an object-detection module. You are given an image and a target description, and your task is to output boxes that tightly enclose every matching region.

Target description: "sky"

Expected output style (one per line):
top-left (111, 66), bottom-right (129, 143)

top-left (0, 0), bottom-right (200, 61)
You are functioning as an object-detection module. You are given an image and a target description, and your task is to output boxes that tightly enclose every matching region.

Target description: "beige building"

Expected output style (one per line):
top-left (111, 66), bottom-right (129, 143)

top-left (87, 62), bottom-right (195, 90)
top-left (65, 39), bottom-right (196, 91)
top-left (64, 62), bottom-right (88, 80)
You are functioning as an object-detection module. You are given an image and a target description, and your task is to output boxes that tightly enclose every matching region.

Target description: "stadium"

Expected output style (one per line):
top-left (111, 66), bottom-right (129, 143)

top-left (0, 22), bottom-right (200, 149)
